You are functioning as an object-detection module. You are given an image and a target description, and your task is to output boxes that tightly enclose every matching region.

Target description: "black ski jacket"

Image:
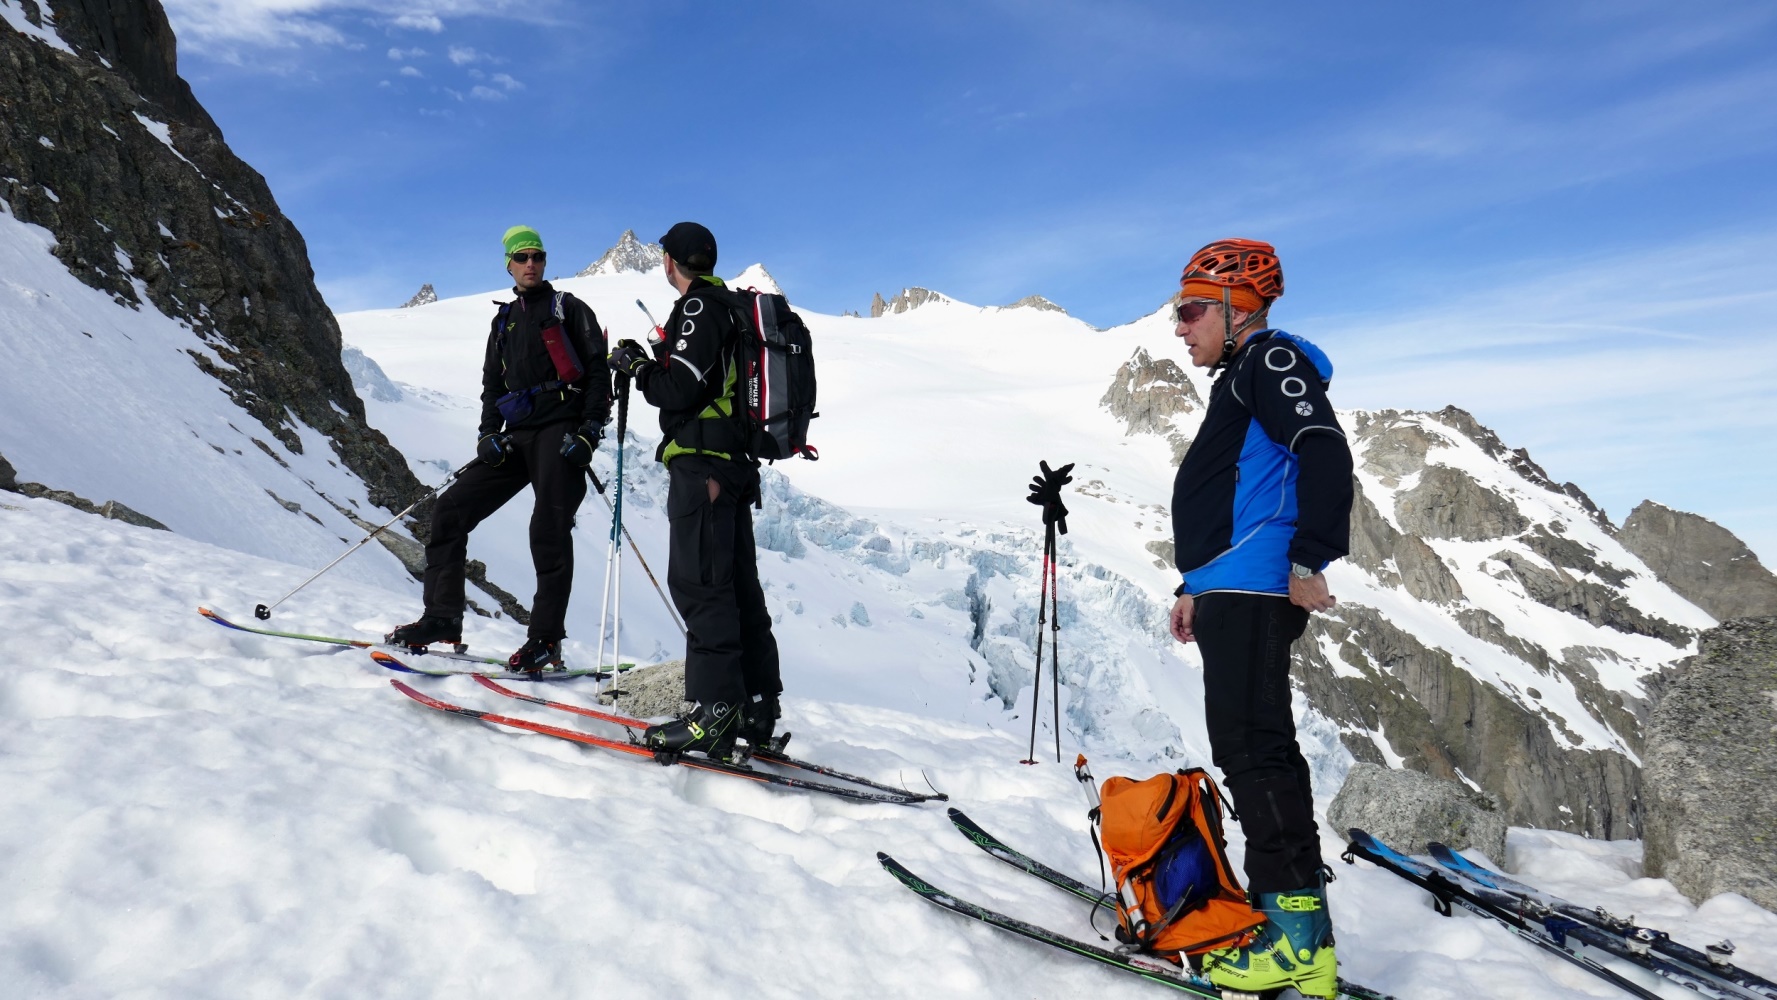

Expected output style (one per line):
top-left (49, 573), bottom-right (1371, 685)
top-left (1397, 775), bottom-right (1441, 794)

top-left (635, 276), bottom-right (748, 464)
top-left (479, 282), bottom-right (610, 435)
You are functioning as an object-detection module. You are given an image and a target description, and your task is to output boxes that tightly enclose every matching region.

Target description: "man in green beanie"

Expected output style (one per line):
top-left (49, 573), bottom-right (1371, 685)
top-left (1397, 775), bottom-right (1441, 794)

top-left (388, 225), bottom-right (611, 670)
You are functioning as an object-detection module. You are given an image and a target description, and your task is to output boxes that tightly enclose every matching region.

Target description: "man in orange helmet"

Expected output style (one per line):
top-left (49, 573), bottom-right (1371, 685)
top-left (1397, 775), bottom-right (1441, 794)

top-left (1166, 239), bottom-right (1353, 998)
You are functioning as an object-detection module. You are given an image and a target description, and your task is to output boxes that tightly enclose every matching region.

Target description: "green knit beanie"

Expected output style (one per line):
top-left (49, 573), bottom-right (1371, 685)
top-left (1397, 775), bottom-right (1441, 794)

top-left (502, 224), bottom-right (544, 259)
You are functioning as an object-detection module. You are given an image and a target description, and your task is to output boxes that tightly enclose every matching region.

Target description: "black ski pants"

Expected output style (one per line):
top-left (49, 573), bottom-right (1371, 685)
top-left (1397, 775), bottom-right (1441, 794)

top-left (422, 420), bottom-right (586, 640)
top-left (665, 455), bottom-right (781, 709)
top-left (1194, 591), bottom-right (1321, 895)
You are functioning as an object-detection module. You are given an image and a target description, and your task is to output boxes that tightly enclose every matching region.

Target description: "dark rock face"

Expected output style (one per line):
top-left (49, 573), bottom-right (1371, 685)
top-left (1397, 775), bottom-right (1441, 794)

top-left (1642, 617), bottom-right (1777, 910)
top-left (1295, 603), bottom-right (1642, 838)
top-left (0, 450), bottom-right (15, 491)
top-left (1394, 465), bottom-right (1528, 541)
top-left (1618, 501), bottom-right (1777, 621)
top-left (400, 284), bottom-right (436, 308)
top-left (1327, 762), bottom-right (1506, 859)
top-left (1, 1), bottom-right (423, 514)
top-left (1492, 550), bottom-right (1690, 646)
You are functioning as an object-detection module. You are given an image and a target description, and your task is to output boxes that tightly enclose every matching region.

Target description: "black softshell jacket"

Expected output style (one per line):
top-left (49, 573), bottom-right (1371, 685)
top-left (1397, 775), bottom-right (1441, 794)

top-left (478, 282), bottom-right (611, 434)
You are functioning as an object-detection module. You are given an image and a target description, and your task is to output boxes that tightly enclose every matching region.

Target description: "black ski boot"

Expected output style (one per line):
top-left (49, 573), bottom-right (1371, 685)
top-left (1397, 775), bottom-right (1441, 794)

top-left (386, 615), bottom-right (462, 650)
top-left (644, 701), bottom-right (739, 762)
top-left (737, 693), bottom-right (782, 750)
top-left (508, 637), bottom-right (563, 673)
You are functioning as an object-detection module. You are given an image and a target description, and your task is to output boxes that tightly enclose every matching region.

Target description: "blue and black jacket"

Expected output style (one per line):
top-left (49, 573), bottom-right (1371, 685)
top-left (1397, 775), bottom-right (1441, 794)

top-left (1170, 330), bottom-right (1353, 596)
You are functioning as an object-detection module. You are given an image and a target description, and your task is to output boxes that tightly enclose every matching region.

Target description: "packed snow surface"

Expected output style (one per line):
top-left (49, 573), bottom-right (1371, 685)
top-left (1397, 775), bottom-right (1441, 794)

top-left (2, 496), bottom-right (1773, 999)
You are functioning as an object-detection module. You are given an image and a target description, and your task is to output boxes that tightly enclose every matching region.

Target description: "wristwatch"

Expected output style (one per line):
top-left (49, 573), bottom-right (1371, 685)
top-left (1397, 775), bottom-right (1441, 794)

top-left (1291, 563), bottom-right (1317, 580)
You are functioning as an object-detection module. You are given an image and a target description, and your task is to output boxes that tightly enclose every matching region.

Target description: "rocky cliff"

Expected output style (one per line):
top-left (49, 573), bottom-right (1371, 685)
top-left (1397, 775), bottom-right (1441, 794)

top-left (577, 229), bottom-right (662, 277)
top-left (1618, 500), bottom-right (1777, 620)
top-left (1, 0), bottom-right (422, 513)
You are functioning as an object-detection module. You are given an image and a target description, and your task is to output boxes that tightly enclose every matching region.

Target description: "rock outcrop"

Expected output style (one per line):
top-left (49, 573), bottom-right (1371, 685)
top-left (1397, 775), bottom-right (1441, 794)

top-left (400, 283), bottom-right (436, 308)
top-left (1618, 501), bottom-right (1777, 621)
top-left (1101, 348), bottom-right (1200, 464)
top-left (1, 0), bottom-right (423, 514)
top-left (577, 229), bottom-right (662, 276)
top-left (873, 287), bottom-right (944, 315)
top-left (869, 292), bottom-right (888, 318)
top-left (1327, 762), bottom-right (1507, 859)
top-left (598, 659), bottom-right (686, 719)
top-left (1000, 294), bottom-right (1065, 313)
top-left (1642, 617), bottom-right (1777, 910)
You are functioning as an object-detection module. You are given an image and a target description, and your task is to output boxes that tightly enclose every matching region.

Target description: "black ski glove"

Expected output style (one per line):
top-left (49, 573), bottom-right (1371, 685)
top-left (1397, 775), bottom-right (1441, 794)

top-left (1025, 460), bottom-right (1074, 534)
top-left (560, 421), bottom-right (601, 467)
top-left (477, 432), bottom-right (514, 467)
top-left (607, 339), bottom-right (656, 379)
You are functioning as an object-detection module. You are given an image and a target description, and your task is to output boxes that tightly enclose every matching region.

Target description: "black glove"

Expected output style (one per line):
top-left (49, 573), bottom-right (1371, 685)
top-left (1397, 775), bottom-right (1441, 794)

top-left (477, 432), bottom-right (514, 467)
top-left (607, 338), bottom-right (655, 379)
top-left (1025, 460), bottom-right (1074, 534)
top-left (560, 421), bottom-right (601, 467)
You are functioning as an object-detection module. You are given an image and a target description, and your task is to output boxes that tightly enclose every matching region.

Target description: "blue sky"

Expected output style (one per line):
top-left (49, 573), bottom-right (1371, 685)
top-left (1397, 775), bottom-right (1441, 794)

top-left (163, 0), bottom-right (1777, 561)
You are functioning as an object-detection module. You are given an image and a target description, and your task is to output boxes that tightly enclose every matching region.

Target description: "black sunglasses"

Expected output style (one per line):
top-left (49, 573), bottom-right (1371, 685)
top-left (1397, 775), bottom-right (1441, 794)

top-left (508, 251), bottom-right (547, 264)
top-left (1173, 298), bottom-right (1219, 324)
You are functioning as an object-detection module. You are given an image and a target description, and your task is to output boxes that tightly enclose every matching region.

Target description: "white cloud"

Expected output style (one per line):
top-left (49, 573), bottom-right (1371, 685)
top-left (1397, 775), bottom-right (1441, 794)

top-left (447, 45), bottom-right (480, 66)
top-left (470, 85), bottom-right (506, 101)
top-left (490, 72), bottom-right (524, 91)
top-left (387, 46), bottom-right (426, 60)
top-left (162, 1), bottom-right (547, 54)
top-left (390, 13), bottom-right (443, 32)
top-left (399, 66), bottom-right (422, 78)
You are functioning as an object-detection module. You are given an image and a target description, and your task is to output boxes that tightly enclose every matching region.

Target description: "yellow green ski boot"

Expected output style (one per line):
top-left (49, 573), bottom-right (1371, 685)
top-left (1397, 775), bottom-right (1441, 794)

top-left (1201, 884), bottom-right (1337, 999)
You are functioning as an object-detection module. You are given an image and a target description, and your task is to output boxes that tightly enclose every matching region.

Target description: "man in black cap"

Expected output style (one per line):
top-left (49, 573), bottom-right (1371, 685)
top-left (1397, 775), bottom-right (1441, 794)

top-left (388, 224), bottom-right (610, 670)
top-left (608, 222), bottom-right (782, 759)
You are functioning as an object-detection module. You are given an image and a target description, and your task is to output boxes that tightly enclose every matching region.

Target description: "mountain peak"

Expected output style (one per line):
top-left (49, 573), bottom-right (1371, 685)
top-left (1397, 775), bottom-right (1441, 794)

top-left (729, 263), bottom-right (781, 296)
top-left (998, 294), bottom-right (1066, 314)
top-left (870, 287), bottom-right (949, 316)
top-left (400, 284), bottom-right (436, 308)
top-left (578, 230), bottom-right (663, 277)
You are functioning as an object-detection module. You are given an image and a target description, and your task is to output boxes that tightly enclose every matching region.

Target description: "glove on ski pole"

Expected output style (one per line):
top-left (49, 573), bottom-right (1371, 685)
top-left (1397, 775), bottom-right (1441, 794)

top-left (1026, 460), bottom-right (1074, 534)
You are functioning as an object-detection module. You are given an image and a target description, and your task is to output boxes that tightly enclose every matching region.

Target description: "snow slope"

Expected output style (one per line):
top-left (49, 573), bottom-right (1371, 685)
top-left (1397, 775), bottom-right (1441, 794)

top-left (3, 493), bottom-right (1772, 999)
top-left (0, 195), bottom-right (415, 597)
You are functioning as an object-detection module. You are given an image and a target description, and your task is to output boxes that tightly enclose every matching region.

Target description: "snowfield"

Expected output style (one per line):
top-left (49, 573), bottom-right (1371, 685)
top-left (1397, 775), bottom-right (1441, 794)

top-left (1, 494), bottom-right (1773, 999)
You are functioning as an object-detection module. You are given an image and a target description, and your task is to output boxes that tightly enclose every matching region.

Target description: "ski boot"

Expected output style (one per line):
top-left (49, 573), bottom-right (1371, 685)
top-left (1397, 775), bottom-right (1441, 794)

top-left (644, 701), bottom-right (739, 762)
top-left (1201, 881), bottom-right (1337, 999)
top-left (737, 693), bottom-right (782, 750)
top-left (508, 637), bottom-right (563, 673)
top-left (386, 615), bottom-right (463, 651)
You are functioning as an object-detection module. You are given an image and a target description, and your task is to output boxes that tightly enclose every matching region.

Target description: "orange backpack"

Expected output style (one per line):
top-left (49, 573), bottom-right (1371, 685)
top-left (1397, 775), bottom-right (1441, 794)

top-left (1083, 761), bottom-right (1265, 956)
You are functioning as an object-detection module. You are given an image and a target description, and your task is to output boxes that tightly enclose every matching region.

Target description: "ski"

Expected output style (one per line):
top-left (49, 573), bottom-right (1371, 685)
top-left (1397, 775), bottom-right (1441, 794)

top-left (370, 649), bottom-right (608, 682)
top-left (469, 674), bottom-right (948, 800)
top-left (947, 807), bottom-right (1113, 906)
top-left (1345, 829), bottom-right (1700, 1000)
top-left (388, 679), bottom-right (936, 805)
top-left (1426, 843), bottom-right (1775, 1000)
top-left (201, 606), bottom-right (505, 668)
top-left (877, 853), bottom-right (1394, 1000)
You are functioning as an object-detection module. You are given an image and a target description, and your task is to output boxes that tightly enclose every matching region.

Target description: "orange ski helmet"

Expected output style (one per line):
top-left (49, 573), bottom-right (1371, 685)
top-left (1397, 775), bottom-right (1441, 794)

top-left (1178, 239), bottom-right (1283, 312)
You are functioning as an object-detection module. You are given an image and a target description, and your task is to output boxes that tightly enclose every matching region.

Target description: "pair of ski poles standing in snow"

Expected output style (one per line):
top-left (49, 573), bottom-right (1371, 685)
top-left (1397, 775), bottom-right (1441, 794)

top-left (1022, 460), bottom-right (1073, 764)
top-left (589, 299), bottom-right (690, 690)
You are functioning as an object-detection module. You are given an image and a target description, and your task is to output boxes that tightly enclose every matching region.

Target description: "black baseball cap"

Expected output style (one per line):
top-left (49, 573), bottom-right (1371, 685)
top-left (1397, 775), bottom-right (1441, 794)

top-left (659, 222), bottom-right (717, 271)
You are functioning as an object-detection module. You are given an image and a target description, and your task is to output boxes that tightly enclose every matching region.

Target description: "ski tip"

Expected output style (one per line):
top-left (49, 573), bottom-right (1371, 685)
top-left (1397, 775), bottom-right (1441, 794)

top-left (876, 851), bottom-right (892, 863)
top-left (946, 806), bottom-right (965, 820)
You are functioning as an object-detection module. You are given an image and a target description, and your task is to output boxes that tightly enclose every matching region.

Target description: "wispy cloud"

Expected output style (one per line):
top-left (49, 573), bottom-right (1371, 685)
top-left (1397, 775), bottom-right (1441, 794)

top-left (447, 45), bottom-right (481, 66)
top-left (489, 73), bottom-right (523, 91)
top-left (387, 46), bottom-right (426, 60)
top-left (162, 1), bottom-right (550, 55)
top-left (469, 85), bottom-right (505, 101)
top-left (399, 65), bottom-right (422, 78)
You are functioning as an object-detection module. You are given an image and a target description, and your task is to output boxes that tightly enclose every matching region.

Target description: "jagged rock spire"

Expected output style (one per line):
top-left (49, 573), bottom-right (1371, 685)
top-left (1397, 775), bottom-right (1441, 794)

top-left (578, 230), bottom-right (663, 276)
top-left (400, 284), bottom-right (436, 308)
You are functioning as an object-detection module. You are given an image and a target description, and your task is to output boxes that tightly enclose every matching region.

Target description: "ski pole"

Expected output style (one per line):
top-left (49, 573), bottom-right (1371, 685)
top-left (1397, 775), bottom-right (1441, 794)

top-left (255, 458), bottom-right (476, 620)
top-left (588, 474), bottom-right (685, 636)
top-left (1021, 540), bottom-right (1051, 766)
top-left (610, 374), bottom-right (629, 694)
top-left (1048, 519), bottom-right (1062, 763)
